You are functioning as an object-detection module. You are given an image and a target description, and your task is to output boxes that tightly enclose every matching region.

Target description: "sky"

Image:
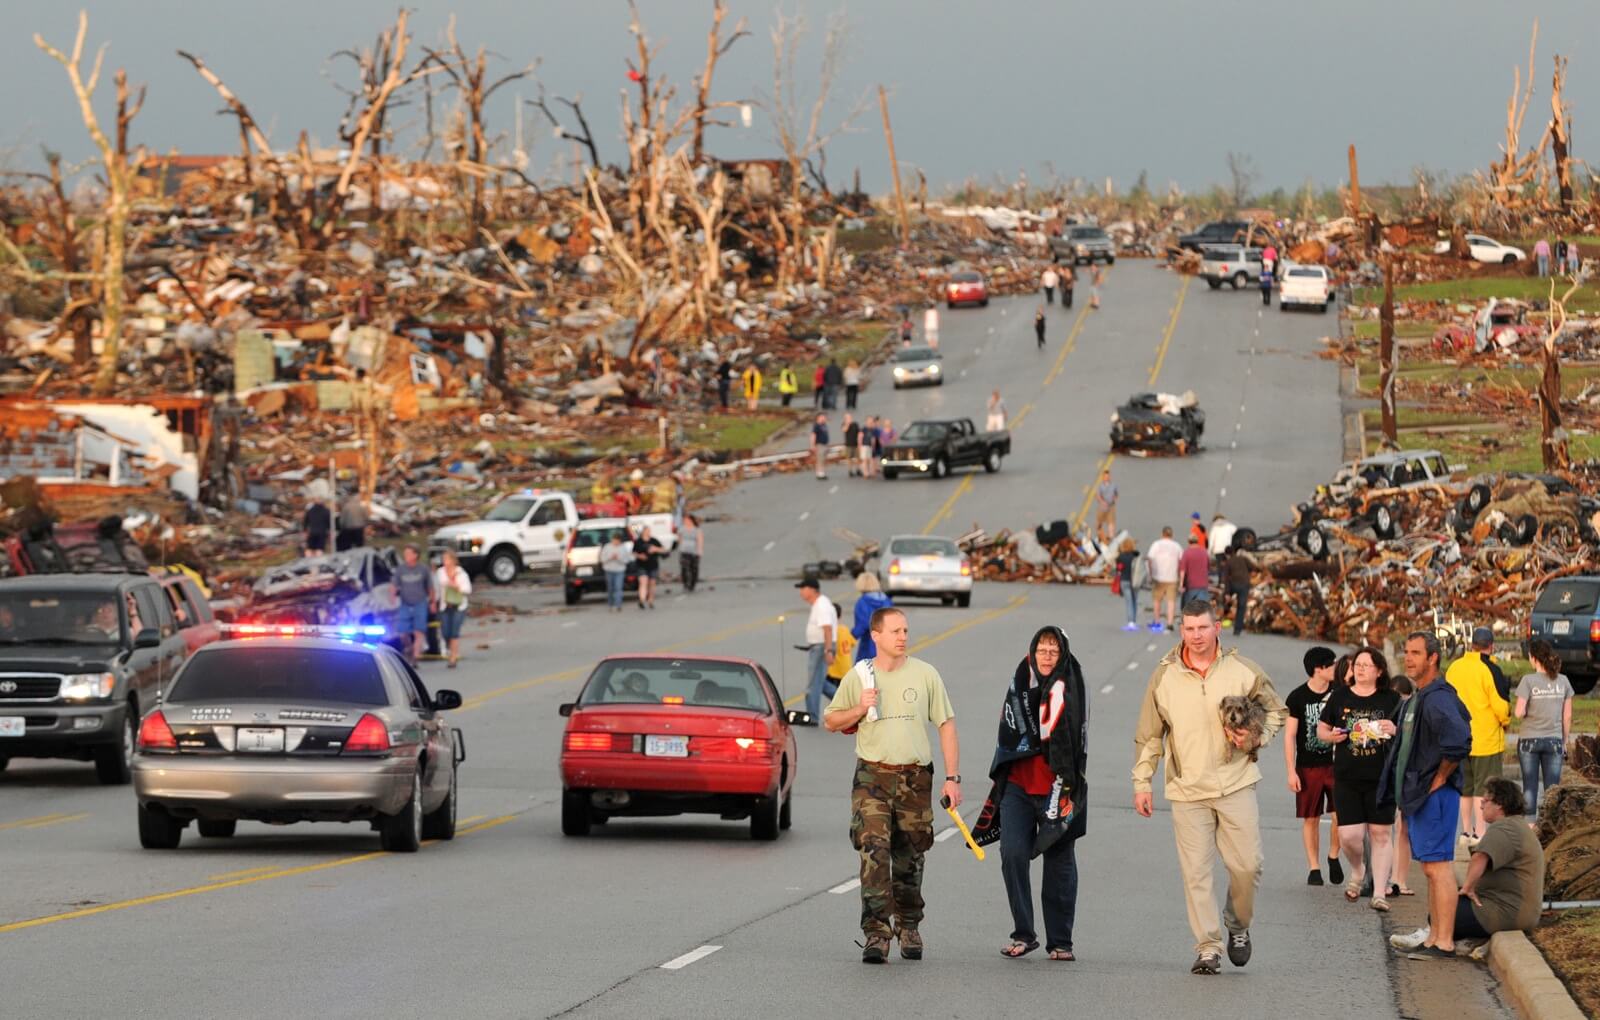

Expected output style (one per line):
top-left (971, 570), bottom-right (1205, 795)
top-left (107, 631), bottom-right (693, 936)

top-left (1, 1), bottom-right (1594, 197)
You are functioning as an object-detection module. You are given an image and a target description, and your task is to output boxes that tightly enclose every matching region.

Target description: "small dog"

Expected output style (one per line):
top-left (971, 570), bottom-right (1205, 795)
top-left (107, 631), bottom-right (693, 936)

top-left (1219, 695), bottom-right (1267, 763)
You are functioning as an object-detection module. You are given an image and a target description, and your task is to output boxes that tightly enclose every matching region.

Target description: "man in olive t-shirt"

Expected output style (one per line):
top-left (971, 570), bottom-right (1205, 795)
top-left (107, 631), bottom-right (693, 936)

top-left (825, 607), bottom-right (960, 965)
top-left (1457, 778), bottom-right (1545, 939)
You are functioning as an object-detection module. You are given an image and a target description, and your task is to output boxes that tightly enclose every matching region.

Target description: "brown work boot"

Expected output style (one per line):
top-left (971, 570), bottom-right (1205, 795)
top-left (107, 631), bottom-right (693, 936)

top-left (894, 925), bottom-right (923, 960)
top-left (860, 933), bottom-right (891, 964)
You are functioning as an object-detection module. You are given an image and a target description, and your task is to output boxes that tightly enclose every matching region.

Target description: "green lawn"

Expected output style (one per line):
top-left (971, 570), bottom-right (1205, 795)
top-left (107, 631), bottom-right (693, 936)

top-left (1372, 424), bottom-right (1600, 474)
top-left (1351, 319), bottom-right (1442, 340)
top-left (1358, 408), bottom-right (1502, 431)
top-left (1353, 359), bottom-right (1600, 397)
top-left (1354, 275), bottom-right (1600, 309)
top-left (688, 414), bottom-right (791, 454)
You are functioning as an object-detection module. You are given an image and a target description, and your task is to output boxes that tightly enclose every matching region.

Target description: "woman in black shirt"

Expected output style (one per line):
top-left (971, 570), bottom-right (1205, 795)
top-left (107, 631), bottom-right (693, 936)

top-left (1317, 646), bottom-right (1401, 910)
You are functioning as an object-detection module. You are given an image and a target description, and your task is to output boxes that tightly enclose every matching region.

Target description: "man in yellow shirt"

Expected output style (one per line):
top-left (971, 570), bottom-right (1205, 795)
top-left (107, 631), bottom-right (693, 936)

top-left (1445, 628), bottom-right (1511, 841)
top-left (740, 363), bottom-right (763, 411)
top-left (826, 607), bottom-right (960, 965)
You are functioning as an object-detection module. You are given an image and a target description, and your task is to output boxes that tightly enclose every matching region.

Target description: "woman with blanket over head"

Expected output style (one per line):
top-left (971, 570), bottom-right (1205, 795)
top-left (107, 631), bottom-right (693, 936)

top-left (970, 626), bottom-right (1088, 961)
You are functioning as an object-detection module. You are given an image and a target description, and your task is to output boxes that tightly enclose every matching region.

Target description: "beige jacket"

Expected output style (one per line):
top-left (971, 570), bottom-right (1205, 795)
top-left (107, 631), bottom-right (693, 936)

top-left (1132, 644), bottom-right (1287, 803)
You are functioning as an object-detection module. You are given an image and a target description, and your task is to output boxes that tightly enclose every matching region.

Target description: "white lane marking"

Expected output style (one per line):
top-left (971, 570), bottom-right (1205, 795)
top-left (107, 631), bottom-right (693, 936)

top-left (1145, 643), bottom-right (1156, 652)
top-left (1101, 684), bottom-right (1116, 696)
top-left (674, 594), bottom-right (686, 602)
top-left (1231, 440), bottom-right (1238, 450)
top-left (935, 827), bottom-right (960, 843)
top-left (1220, 487), bottom-right (1228, 498)
top-left (1225, 462), bottom-right (1233, 472)
top-left (1239, 404), bottom-right (1245, 413)
top-left (560, 621), bottom-right (578, 629)
top-left (798, 511), bottom-right (810, 521)
top-left (763, 540), bottom-right (776, 552)
top-left (660, 945), bottom-right (723, 970)
top-left (1125, 661), bottom-right (1139, 671)
top-left (1234, 422), bottom-right (1242, 431)
top-left (829, 878), bottom-right (862, 894)
top-left (960, 370), bottom-right (968, 377)
top-left (829, 485), bottom-right (840, 495)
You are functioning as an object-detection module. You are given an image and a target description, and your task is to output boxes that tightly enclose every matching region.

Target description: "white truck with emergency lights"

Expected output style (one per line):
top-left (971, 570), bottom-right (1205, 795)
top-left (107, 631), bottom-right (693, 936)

top-left (431, 489), bottom-right (676, 585)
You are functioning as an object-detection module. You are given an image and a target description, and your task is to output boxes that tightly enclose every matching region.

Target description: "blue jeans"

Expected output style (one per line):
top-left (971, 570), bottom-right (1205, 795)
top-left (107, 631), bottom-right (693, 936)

top-left (1517, 737), bottom-right (1564, 819)
top-left (1122, 581), bottom-right (1138, 624)
top-left (805, 643), bottom-right (829, 718)
top-left (998, 781), bottom-right (1078, 950)
top-left (604, 570), bottom-right (626, 608)
top-left (437, 607), bottom-right (465, 642)
top-left (1537, 253), bottom-right (1550, 276)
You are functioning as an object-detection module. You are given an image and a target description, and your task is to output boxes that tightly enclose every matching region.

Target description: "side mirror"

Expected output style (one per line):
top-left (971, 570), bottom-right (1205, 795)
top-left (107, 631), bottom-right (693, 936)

top-left (432, 689), bottom-right (463, 711)
top-left (134, 628), bottom-right (162, 649)
top-left (559, 703), bottom-right (575, 717)
top-left (786, 710), bottom-right (814, 727)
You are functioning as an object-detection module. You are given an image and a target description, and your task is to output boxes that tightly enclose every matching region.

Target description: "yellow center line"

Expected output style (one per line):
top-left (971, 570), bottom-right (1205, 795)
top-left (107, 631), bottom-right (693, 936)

top-left (1072, 454), bottom-right (1116, 531)
top-left (0, 813), bottom-right (68, 831)
top-left (0, 811), bottom-right (521, 936)
top-left (1147, 276), bottom-right (1191, 385)
top-left (206, 866), bottom-right (278, 881)
top-left (1009, 401), bottom-right (1036, 429)
top-left (921, 475), bottom-right (973, 533)
top-left (21, 813), bottom-right (89, 830)
top-left (457, 814), bottom-right (487, 826)
top-left (1044, 304), bottom-right (1092, 387)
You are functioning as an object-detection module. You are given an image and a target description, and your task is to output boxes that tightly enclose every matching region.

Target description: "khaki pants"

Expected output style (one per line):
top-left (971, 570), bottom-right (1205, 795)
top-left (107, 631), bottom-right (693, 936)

top-left (1170, 785), bottom-right (1263, 956)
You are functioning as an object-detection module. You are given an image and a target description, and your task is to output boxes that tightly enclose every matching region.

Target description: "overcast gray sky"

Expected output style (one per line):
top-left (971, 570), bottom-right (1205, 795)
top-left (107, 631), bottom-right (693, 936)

top-left (2, 1), bottom-right (1593, 196)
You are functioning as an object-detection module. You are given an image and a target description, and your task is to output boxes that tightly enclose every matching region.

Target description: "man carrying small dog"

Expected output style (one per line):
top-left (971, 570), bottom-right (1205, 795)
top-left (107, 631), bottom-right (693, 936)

top-left (1133, 599), bottom-right (1286, 976)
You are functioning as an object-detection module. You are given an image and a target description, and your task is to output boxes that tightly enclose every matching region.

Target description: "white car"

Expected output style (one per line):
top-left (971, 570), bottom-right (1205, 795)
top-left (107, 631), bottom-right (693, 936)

top-left (879, 534), bottom-right (972, 607)
top-left (1432, 234), bottom-right (1526, 265)
top-left (430, 489), bottom-right (674, 585)
top-left (1278, 264), bottom-right (1333, 313)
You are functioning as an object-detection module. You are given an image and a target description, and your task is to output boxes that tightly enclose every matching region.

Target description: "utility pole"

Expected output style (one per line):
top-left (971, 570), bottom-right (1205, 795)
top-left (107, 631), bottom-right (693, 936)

top-left (878, 85), bottom-right (909, 247)
top-left (1380, 257), bottom-right (1397, 447)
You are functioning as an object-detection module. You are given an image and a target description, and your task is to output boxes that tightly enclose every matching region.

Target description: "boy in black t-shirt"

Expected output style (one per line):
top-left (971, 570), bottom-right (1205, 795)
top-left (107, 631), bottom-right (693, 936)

top-left (1284, 647), bottom-right (1343, 886)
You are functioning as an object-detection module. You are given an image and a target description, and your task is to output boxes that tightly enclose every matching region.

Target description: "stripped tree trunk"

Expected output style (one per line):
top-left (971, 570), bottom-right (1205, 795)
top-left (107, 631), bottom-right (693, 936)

top-left (1380, 257), bottom-right (1397, 446)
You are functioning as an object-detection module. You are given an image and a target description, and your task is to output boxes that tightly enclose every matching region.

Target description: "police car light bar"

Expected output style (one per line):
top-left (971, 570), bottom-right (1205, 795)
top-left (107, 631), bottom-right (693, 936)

top-left (224, 623), bottom-right (387, 641)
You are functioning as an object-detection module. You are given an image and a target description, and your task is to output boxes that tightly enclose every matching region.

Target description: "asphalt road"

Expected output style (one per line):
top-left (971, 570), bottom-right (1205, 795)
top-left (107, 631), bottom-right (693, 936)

top-left (1, 265), bottom-right (1507, 1019)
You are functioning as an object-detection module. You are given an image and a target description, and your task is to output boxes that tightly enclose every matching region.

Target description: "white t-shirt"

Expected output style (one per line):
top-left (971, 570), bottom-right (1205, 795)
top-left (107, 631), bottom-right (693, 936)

top-left (805, 594), bottom-right (838, 645)
top-left (1207, 521), bottom-right (1238, 557)
top-left (1146, 537), bottom-right (1184, 583)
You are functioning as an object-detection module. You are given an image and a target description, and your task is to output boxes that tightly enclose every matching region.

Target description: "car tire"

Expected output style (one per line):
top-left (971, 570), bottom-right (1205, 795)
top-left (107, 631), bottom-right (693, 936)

top-left (95, 706), bottom-right (136, 785)
top-left (197, 818), bottom-right (237, 839)
top-left (379, 773), bottom-right (423, 853)
top-left (941, 595), bottom-right (956, 606)
top-left (0, 756), bottom-right (8, 772)
top-left (1206, 279), bottom-right (1222, 290)
top-left (1321, 301), bottom-right (1331, 314)
top-left (1571, 673), bottom-right (1598, 696)
top-left (980, 298), bottom-right (989, 307)
top-left (563, 586), bottom-right (581, 606)
top-left (882, 468), bottom-right (898, 480)
top-left (1107, 256), bottom-right (1116, 265)
top-left (779, 789), bottom-right (792, 831)
top-left (137, 803), bottom-right (184, 850)
top-left (1373, 503), bottom-right (1398, 540)
top-left (486, 547), bottom-right (520, 585)
top-left (1298, 525), bottom-right (1328, 560)
top-left (1508, 513), bottom-right (1538, 545)
top-left (750, 794), bottom-right (781, 841)
top-left (1232, 272), bottom-right (1247, 290)
top-left (946, 301), bottom-right (956, 310)
top-left (957, 593), bottom-right (971, 608)
top-left (984, 448), bottom-right (1002, 473)
top-left (561, 789), bottom-right (592, 837)
top-left (1232, 527), bottom-right (1258, 552)
top-left (421, 763), bottom-right (457, 841)
top-left (931, 456), bottom-right (948, 480)
top-left (1502, 254), bottom-right (1518, 265)
top-left (1466, 483), bottom-right (1492, 515)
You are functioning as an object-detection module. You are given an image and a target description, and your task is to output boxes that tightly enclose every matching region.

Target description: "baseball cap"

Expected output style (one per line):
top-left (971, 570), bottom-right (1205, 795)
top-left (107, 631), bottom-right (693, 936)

top-left (1471, 626), bottom-right (1494, 647)
top-left (1191, 512), bottom-right (1202, 520)
top-left (795, 577), bottom-right (820, 590)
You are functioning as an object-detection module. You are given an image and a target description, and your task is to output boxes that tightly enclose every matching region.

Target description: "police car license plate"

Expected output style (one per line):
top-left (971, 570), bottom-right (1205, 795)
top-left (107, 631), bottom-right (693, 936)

top-left (1553, 620), bottom-right (1571, 635)
top-left (644, 735), bottom-right (688, 758)
top-left (0, 717), bottom-right (23, 737)
top-left (237, 727), bottom-right (285, 752)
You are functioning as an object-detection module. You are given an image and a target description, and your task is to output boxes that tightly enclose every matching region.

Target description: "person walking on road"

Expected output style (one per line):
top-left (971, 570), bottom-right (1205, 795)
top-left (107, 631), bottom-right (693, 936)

top-left (1132, 599), bottom-right (1287, 976)
top-left (678, 514), bottom-right (704, 593)
top-left (1223, 544), bottom-right (1254, 636)
top-left (740, 363), bottom-right (763, 411)
top-left (1179, 534), bottom-right (1210, 607)
top-left (799, 578), bottom-right (838, 721)
top-left (303, 496), bottom-right (331, 557)
top-left (1041, 266), bottom-right (1059, 305)
top-left (1089, 265), bottom-right (1104, 309)
top-left (811, 413), bottom-right (830, 480)
top-left (336, 490), bottom-right (368, 551)
top-left (1034, 306), bottom-right (1047, 349)
top-left (1262, 243), bottom-right (1278, 279)
top-left (778, 365), bottom-right (799, 407)
top-left (394, 545), bottom-right (435, 666)
top-left (1285, 647), bottom-right (1343, 886)
top-left (1259, 265), bottom-right (1273, 307)
top-left (986, 390), bottom-right (1008, 432)
top-left (851, 573), bottom-right (893, 663)
top-left (1567, 238), bottom-right (1582, 275)
top-left (1116, 537), bottom-right (1140, 631)
top-left (1446, 627), bottom-right (1510, 841)
top-left (434, 550), bottom-right (472, 668)
top-left (632, 525), bottom-right (664, 610)
top-left (600, 531), bottom-right (630, 612)
top-left (971, 626), bottom-right (1088, 962)
top-left (844, 360), bottom-right (862, 410)
top-left (716, 357), bottom-right (733, 409)
top-left (823, 359), bottom-right (844, 410)
top-left (1318, 647), bottom-right (1402, 911)
top-left (1094, 469), bottom-right (1118, 544)
top-left (1206, 514), bottom-right (1237, 561)
top-left (1513, 640), bottom-right (1573, 823)
top-left (1146, 527), bottom-right (1183, 633)
top-left (825, 607), bottom-right (961, 964)
top-left (1188, 512), bottom-right (1208, 546)
top-left (1378, 632), bottom-right (1471, 960)
top-left (843, 414), bottom-right (860, 478)
top-left (1061, 264), bottom-right (1076, 308)
top-left (859, 416), bottom-right (877, 479)
top-left (812, 364), bottom-right (826, 410)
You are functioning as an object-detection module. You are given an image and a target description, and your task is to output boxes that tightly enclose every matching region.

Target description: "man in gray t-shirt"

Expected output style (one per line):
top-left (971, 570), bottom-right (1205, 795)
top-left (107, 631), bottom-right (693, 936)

top-left (1094, 469), bottom-right (1119, 543)
top-left (393, 545), bottom-right (436, 664)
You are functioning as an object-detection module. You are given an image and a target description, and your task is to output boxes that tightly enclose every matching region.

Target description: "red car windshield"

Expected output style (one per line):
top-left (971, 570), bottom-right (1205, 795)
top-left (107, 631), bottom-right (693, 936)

top-left (580, 659), bottom-right (770, 712)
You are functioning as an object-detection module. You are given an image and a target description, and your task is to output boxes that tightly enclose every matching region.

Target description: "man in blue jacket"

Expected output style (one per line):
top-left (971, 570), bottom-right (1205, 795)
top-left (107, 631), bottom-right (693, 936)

top-left (1380, 631), bottom-right (1471, 960)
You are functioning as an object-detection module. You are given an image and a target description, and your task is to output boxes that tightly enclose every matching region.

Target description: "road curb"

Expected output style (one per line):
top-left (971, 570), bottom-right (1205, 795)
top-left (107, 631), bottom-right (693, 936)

top-left (1487, 931), bottom-right (1587, 1020)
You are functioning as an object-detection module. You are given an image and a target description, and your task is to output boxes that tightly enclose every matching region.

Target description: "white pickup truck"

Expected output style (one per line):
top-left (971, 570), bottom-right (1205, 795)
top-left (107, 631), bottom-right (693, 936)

top-left (430, 489), bottom-right (676, 584)
top-left (1278, 263), bottom-right (1333, 313)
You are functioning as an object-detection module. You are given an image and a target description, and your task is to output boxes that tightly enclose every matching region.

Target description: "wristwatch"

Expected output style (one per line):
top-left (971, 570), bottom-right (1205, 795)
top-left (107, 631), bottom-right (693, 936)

top-left (945, 775), bottom-right (961, 784)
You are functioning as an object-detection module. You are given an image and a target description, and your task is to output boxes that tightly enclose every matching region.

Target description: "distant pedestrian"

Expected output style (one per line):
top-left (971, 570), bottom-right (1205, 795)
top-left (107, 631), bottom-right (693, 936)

top-left (600, 531), bottom-right (630, 612)
top-left (1061, 264), bottom-right (1076, 308)
top-left (1094, 469), bottom-right (1118, 544)
top-left (1262, 243), bottom-right (1278, 278)
top-left (1207, 514), bottom-right (1237, 560)
top-left (1446, 627), bottom-right (1510, 841)
top-left (778, 365), bottom-right (799, 407)
top-left (823, 359), bottom-right (844, 410)
top-left (1555, 238), bottom-right (1568, 273)
top-left (435, 550), bottom-right (472, 668)
top-left (1567, 239), bottom-right (1582, 275)
top-left (1146, 527), bottom-right (1183, 632)
top-left (1223, 545), bottom-right (1254, 636)
top-left (1259, 265), bottom-right (1272, 306)
top-left (986, 390), bottom-right (1008, 432)
top-left (336, 491), bottom-right (368, 551)
top-left (844, 359), bottom-right (862, 409)
top-left (1513, 640), bottom-right (1573, 823)
top-left (716, 357), bottom-right (733, 409)
top-left (1089, 265), bottom-right (1103, 309)
top-left (879, 418), bottom-right (896, 446)
top-left (393, 545), bottom-right (435, 665)
top-left (811, 413), bottom-right (830, 479)
top-left (851, 572), bottom-right (893, 662)
top-left (1115, 537), bottom-right (1139, 631)
top-left (812, 364), bottom-right (826, 409)
top-left (1034, 306), bottom-right (1047, 349)
top-left (1188, 512), bottom-right (1207, 547)
top-left (303, 496), bottom-right (331, 557)
top-left (741, 363), bottom-right (763, 411)
top-left (677, 514), bottom-right (704, 593)
top-left (798, 577), bottom-right (837, 721)
top-left (633, 525), bottom-right (664, 610)
top-left (1179, 534), bottom-right (1210, 606)
top-left (843, 414), bottom-right (861, 477)
top-left (1534, 238), bottom-right (1551, 277)
top-left (899, 315), bottom-right (915, 344)
top-left (1042, 266), bottom-right (1059, 305)
top-left (1285, 647), bottom-right (1342, 886)
top-left (1318, 647), bottom-right (1402, 911)
top-left (858, 415), bottom-right (877, 479)
top-left (924, 305), bottom-right (940, 348)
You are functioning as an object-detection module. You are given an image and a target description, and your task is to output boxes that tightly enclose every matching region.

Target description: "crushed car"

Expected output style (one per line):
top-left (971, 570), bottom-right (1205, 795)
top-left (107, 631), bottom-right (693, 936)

top-left (1109, 391), bottom-right (1205, 455)
top-left (242, 549), bottom-right (423, 652)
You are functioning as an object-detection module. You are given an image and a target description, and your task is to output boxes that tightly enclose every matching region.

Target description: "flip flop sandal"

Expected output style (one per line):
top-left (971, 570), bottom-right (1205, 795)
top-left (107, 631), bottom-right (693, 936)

top-left (1396, 886), bottom-right (1416, 896)
top-left (1047, 948), bottom-right (1076, 961)
top-left (1344, 878), bottom-right (1363, 902)
top-left (1371, 896), bottom-right (1391, 912)
top-left (1001, 939), bottom-right (1040, 959)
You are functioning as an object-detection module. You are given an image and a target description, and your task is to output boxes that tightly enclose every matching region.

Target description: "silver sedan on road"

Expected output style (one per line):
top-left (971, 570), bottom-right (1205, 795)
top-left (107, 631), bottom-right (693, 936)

top-left (890, 346), bottom-right (944, 388)
top-left (879, 535), bottom-right (973, 607)
top-left (132, 630), bottom-right (465, 851)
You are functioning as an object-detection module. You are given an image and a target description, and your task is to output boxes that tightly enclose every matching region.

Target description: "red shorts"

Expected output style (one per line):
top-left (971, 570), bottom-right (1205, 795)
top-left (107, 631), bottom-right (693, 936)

top-left (1294, 764), bottom-right (1335, 818)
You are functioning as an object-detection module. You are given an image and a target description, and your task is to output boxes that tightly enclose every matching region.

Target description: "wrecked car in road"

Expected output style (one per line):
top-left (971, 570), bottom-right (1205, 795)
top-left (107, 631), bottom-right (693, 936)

top-left (1109, 392), bottom-right (1205, 455)
top-left (244, 549), bottom-right (416, 646)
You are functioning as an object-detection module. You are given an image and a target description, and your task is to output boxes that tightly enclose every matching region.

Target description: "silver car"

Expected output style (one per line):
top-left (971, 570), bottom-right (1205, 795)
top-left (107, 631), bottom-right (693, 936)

top-left (880, 535), bottom-right (973, 607)
top-left (131, 632), bottom-right (465, 852)
top-left (891, 346), bottom-right (944, 388)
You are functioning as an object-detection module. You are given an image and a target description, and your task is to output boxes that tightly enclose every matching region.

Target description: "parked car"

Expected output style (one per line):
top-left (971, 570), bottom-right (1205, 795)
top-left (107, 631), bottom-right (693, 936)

top-left (558, 654), bottom-right (805, 839)
top-left (563, 518), bottom-right (642, 605)
top-left (945, 270), bottom-right (989, 308)
top-left (0, 573), bottom-right (191, 783)
top-left (1326, 449), bottom-right (1463, 502)
top-left (880, 534), bottom-right (972, 607)
top-left (155, 570), bottom-right (222, 653)
top-left (1051, 225), bottom-right (1116, 265)
top-left (1110, 392), bottom-right (1205, 454)
top-left (1172, 220), bottom-right (1252, 258)
top-left (880, 418), bottom-right (1011, 480)
top-left (1432, 234), bottom-right (1526, 265)
top-left (131, 629), bottom-right (466, 849)
top-left (890, 346), bottom-right (944, 388)
top-left (431, 488), bottom-right (674, 585)
top-left (1279, 264), bottom-right (1333, 312)
top-left (1199, 244), bottom-right (1264, 290)
top-left (1527, 576), bottom-right (1600, 695)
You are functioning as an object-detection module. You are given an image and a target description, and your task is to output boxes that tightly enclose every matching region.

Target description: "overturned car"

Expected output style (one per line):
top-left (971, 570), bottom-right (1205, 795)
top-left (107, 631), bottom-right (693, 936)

top-left (244, 549), bottom-right (426, 651)
top-left (1110, 391), bottom-right (1205, 455)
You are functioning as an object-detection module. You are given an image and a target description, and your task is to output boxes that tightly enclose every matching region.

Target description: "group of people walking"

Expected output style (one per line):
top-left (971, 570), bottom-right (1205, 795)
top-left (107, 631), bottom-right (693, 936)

top-left (810, 412), bottom-right (896, 480)
top-left (1112, 508), bottom-right (1253, 635)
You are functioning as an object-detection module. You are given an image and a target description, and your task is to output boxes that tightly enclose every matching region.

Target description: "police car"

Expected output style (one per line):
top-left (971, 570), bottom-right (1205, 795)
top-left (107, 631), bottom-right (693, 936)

top-left (131, 624), bottom-right (465, 851)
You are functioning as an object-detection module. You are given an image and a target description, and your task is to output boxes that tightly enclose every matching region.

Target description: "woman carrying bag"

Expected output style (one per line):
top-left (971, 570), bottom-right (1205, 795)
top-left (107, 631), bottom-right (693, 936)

top-left (435, 550), bottom-right (473, 668)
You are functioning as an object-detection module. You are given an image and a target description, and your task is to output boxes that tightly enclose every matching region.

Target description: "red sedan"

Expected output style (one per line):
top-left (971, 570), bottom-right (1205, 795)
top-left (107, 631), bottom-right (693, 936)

top-left (945, 270), bottom-right (989, 308)
top-left (559, 654), bottom-right (805, 840)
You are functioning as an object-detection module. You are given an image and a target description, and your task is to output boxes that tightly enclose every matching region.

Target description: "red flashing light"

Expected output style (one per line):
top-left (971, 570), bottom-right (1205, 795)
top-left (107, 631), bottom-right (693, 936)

top-left (344, 713), bottom-right (391, 753)
top-left (138, 711), bottom-right (177, 750)
top-left (1589, 619), bottom-right (1600, 644)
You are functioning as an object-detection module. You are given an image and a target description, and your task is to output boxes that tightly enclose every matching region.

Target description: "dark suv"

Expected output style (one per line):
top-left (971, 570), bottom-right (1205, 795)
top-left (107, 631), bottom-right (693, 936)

top-left (1527, 575), bottom-right (1600, 695)
top-left (1171, 220), bottom-right (1251, 258)
top-left (0, 574), bottom-right (191, 782)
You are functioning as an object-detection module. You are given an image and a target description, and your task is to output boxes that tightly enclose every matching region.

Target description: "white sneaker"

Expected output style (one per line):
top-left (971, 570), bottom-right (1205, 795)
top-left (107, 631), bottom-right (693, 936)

top-left (1389, 927), bottom-right (1430, 950)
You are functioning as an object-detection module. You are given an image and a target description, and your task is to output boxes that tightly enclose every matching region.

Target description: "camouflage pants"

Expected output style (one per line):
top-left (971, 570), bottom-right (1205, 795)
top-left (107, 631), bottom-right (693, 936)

top-left (849, 759), bottom-right (935, 937)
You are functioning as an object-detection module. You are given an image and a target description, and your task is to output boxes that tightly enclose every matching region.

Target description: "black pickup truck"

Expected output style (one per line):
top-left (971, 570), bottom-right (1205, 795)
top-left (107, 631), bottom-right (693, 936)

top-left (1169, 220), bottom-right (1251, 259)
top-left (881, 419), bottom-right (1011, 480)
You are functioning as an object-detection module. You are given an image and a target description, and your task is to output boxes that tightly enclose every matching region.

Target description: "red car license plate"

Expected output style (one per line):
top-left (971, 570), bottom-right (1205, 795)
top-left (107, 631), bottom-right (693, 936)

top-left (645, 735), bottom-right (688, 757)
